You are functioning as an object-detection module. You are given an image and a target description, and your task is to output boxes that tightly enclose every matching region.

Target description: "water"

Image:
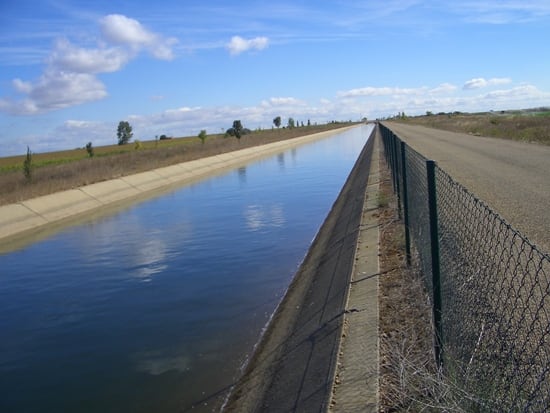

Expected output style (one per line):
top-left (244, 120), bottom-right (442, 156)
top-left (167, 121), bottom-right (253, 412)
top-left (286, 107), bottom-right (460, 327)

top-left (0, 125), bottom-right (372, 412)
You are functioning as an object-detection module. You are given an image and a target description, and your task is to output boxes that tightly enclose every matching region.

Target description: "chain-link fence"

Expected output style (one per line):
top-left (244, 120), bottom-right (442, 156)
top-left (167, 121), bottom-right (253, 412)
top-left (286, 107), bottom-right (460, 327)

top-left (380, 122), bottom-right (550, 412)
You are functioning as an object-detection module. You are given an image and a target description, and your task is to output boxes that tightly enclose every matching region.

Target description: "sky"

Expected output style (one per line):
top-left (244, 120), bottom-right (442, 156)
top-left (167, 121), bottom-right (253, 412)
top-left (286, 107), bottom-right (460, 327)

top-left (1, 0), bottom-right (550, 156)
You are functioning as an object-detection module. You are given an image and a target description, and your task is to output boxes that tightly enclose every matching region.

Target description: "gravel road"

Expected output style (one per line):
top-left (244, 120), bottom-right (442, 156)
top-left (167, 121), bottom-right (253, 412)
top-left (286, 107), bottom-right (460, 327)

top-left (384, 121), bottom-right (550, 254)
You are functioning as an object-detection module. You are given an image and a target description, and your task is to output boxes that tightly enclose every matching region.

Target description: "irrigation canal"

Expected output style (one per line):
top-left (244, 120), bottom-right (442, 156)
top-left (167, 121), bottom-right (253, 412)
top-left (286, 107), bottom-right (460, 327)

top-left (0, 124), bottom-right (373, 412)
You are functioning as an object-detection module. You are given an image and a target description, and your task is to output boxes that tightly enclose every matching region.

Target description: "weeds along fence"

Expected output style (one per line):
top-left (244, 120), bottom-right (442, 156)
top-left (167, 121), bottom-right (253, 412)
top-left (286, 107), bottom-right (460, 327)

top-left (379, 122), bottom-right (550, 412)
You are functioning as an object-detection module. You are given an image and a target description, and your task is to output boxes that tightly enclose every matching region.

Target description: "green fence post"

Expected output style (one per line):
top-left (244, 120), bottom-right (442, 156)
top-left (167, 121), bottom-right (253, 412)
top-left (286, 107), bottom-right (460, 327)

top-left (426, 160), bottom-right (443, 368)
top-left (401, 141), bottom-right (411, 266)
top-left (393, 135), bottom-right (401, 219)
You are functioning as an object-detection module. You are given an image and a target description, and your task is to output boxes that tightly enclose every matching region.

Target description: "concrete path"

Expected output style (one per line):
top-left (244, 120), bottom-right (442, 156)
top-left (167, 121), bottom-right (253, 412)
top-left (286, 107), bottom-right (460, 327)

top-left (384, 121), bottom-right (550, 254)
top-left (329, 130), bottom-right (381, 412)
top-left (0, 127), bottom-right (355, 253)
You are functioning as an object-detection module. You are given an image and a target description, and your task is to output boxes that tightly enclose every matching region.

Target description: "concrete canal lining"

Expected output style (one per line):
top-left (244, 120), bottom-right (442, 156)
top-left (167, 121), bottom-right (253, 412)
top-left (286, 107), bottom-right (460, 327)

top-left (0, 126), bottom-right (357, 252)
top-left (223, 127), bottom-right (379, 412)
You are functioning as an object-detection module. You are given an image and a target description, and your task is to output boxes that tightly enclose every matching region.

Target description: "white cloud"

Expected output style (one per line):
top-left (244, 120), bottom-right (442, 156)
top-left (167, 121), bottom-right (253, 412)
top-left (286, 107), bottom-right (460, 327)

top-left (261, 97), bottom-right (305, 107)
top-left (48, 38), bottom-right (131, 73)
top-left (100, 14), bottom-right (177, 60)
top-left (1, 71), bottom-right (107, 115)
top-left (227, 36), bottom-right (269, 56)
top-left (463, 77), bottom-right (512, 90)
top-left (0, 14), bottom-right (177, 115)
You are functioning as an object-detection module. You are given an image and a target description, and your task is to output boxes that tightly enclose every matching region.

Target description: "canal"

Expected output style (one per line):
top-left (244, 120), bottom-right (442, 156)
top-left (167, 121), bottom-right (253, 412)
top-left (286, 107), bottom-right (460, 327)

top-left (0, 125), bottom-right (372, 412)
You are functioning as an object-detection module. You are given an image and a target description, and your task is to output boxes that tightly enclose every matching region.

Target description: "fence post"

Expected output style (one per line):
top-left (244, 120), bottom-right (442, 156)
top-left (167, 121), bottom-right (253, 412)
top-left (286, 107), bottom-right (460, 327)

top-left (426, 160), bottom-right (443, 368)
top-left (389, 133), bottom-right (396, 192)
top-left (393, 135), bottom-right (401, 219)
top-left (401, 141), bottom-right (411, 266)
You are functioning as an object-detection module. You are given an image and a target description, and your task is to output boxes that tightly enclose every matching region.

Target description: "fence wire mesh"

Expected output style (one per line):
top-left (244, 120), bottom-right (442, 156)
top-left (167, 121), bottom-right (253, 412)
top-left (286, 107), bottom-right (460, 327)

top-left (380, 122), bottom-right (550, 412)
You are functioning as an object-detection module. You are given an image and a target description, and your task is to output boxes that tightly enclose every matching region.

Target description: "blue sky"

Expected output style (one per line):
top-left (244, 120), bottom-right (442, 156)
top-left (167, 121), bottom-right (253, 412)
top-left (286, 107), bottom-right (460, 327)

top-left (1, 0), bottom-right (550, 155)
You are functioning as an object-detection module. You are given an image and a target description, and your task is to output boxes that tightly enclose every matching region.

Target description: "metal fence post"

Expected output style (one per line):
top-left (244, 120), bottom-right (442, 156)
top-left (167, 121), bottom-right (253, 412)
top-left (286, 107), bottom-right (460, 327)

top-left (393, 135), bottom-right (401, 219)
top-left (401, 141), bottom-right (411, 266)
top-left (426, 160), bottom-right (443, 368)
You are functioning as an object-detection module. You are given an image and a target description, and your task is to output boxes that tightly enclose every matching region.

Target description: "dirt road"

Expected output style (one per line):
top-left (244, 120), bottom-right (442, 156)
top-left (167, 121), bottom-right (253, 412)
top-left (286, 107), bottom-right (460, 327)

top-left (384, 121), bottom-right (550, 254)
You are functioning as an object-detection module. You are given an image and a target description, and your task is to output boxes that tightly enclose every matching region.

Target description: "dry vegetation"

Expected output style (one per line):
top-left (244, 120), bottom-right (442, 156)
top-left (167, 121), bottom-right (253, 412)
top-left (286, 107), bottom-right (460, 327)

top-left (394, 109), bottom-right (550, 145)
top-left (0, 123), bottom-right (351, 206)
top-left (378, 164), bottom-right (479, 412)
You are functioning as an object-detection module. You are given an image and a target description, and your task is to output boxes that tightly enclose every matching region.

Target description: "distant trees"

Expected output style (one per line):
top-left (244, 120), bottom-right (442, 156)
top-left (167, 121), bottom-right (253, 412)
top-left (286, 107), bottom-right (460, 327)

top-left (225, 120), bottom-right (252, 139)
top-left (287, 117), bottom-right (295, 129)
top-left (233, 120), bottom-right (243, 139)
top-left (117, 121), bottom-right (133, 145)
top-left (85, 142), bottom-right (94, 157)
top-left (198, 129), bottom-right (207, 144)
top-left (273, 116), bottom-right (281, 128)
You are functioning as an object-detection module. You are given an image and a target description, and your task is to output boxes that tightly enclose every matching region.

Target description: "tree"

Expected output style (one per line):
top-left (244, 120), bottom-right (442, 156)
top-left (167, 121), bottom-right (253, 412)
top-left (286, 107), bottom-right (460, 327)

top-left (232, 120), bottom-right (243, 140)
top-left (287, 117), bottom-right (295, 129)
top-left (85, 142), bottom-right (94, 157)
top-left (23, 146), bottom-right (33, 182)
top-left (117, 121), bottom-right (133, 145)
top-left (198, 129), bottom-right (207, 144)
top-left (273, 116), bottom-right (281, 128)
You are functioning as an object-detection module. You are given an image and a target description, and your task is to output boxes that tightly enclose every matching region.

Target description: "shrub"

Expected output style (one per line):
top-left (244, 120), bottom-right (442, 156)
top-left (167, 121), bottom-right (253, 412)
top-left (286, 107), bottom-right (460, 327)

top-left (23, 146), bottom-right (33, 181)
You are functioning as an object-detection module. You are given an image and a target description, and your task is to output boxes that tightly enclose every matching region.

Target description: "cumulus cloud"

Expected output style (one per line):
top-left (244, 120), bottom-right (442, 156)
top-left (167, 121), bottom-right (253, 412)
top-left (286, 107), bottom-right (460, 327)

top-left (0, 14), bottom-right (177, 115)
top-left (100, 14), bottom-right (177, 60)
top-left (227, 36), bottom-right (269, 55)
top-left (48, 38), bottom-right (131, 73)
top-left (463, 77), bottom-right (512, 90)
top-left (1, 71), bottom-right (107, 115)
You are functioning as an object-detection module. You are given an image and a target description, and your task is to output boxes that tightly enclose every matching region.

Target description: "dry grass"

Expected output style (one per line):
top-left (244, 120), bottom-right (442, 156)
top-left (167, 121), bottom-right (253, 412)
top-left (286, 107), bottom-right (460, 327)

top-left (0, 123), bottom-right (351, 206)
top-left (377, 166), bottom-right (482, 412)
top-left (395, 110), bottom-right (550, 145)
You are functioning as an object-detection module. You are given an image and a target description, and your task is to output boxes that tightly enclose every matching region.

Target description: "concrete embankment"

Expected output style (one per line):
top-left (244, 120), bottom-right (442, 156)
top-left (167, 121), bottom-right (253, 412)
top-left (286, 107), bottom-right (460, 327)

top-left (0, 126), bottom-right (356, 253)
top-left (223, 127), bottom-right (380, 412)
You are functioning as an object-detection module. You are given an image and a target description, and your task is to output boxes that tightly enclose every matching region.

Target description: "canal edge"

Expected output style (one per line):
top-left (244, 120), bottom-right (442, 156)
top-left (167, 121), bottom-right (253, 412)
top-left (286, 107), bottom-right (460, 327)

top-left (0, 126), bottom-right (359, 253)
top-left (328, 129), bottom-right (381, 412)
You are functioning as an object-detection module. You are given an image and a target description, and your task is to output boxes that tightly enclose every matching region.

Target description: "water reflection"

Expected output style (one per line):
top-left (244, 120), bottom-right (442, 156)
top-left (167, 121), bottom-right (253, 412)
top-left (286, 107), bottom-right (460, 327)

top-left (244, 203), bottom-right (285, 231)
top-left (133, 348), bottom-right (192, 375)
top-left (0, 125), bottom-right (373, 413)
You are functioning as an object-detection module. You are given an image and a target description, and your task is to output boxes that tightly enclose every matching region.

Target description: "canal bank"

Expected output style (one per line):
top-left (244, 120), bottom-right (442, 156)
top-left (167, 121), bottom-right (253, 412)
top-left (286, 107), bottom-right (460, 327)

top-left (0, 126), bottom-right (357, 253)
top-left (223, 127), bottom-right (381, 412)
